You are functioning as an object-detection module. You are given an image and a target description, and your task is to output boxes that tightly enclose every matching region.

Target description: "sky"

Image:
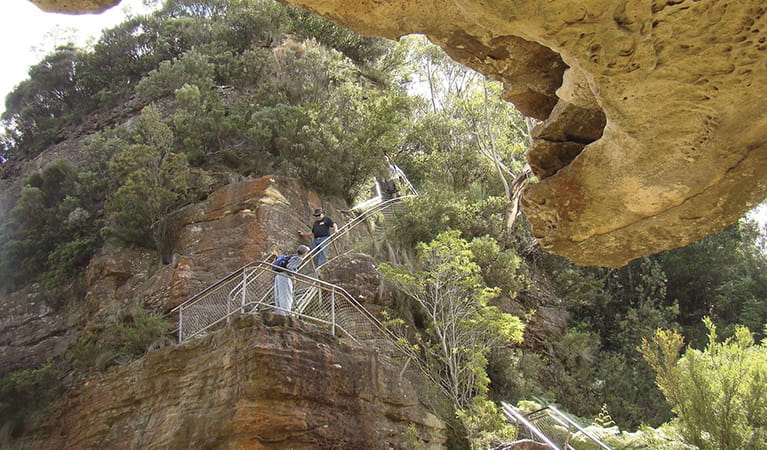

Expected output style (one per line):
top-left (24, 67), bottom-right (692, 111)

top-left (0, 0), bottom-right (158, 116)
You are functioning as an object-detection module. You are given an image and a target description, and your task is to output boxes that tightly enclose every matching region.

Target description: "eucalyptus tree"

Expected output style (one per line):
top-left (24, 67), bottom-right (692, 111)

top-left (381, 230), bottom-right (523, 446)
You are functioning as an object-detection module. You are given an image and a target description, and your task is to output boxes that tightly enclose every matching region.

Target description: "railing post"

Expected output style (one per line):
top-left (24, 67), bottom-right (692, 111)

top-left (331, 290), bottom-right (336, 336)
top-left (178, 308), bottom-right (184, 344)
top-left (241, 269), bottom-right (248, 313)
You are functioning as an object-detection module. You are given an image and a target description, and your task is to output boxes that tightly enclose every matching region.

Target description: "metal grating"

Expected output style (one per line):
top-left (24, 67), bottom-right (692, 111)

top-left (173, 262), bottom-right (395, 344)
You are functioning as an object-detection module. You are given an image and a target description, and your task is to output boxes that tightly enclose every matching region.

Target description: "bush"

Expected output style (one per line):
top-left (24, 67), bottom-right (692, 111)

top-left (640, 318), bottom-right (767, 449)
top-left (0, 361), bottom-right (62, 438)
top-left (67, 302), bottom-right (173, 372)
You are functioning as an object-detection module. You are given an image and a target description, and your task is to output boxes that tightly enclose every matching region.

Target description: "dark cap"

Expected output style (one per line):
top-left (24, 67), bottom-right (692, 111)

top-left (313, 208), bottom-right (324, 216)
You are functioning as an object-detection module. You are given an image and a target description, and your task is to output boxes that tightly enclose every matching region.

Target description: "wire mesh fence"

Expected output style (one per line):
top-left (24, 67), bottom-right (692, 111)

top-left (175, 265), bottom-right (272, 342)
top-left (174, 262), bottom-right (395, 344)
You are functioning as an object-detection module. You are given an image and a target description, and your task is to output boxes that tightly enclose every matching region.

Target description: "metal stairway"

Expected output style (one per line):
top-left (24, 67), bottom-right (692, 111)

top-left (170, 162), bottom-right (417, 343)
top-left (171, 260), bottom-right (403, 345)
top-left (298, 174), bottom-right (416, 273)
top-left (499, 402), bottom-right (611, 450)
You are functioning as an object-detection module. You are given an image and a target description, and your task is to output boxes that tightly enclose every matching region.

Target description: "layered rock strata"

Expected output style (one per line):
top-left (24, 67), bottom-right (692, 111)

top-left (0, 176), bottom-right (346, 375)
top-left (19, 314), bottom-right (447, 449)
top-left (0, 287), bottom-right (77, 377)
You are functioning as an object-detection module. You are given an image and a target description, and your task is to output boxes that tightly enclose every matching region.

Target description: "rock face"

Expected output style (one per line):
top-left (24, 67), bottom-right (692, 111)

top-left (30, 0), bottom-right (120, 14)
top-left (0, 287), bottom-right (78, 377)
top-left (19, 314), bottom-right (447, 449)
top-left (0, 176), bottom-right (350, 375)
top-left (89, 175), bottom-right (349, 314)
top-left (269, 0), bottom-right (767, 267)
top-left (320, 253), bottom-right (383, 306)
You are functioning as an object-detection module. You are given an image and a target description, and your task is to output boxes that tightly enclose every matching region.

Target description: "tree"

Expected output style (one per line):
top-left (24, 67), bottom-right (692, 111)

top-left (656, 220), bottom-right (767, 343)
top-left (398, 35), bottom-right (529, 231)
top-left (2, 45), bottom-right (82, 154)
top-left (381, 231), bottom-right (524, 444)
top-left (640, 318), bottom-right (767, 449)
top-left (0, 159), bottom-right (101, 292)
top-left (103, 107), bottom-right (192, 248)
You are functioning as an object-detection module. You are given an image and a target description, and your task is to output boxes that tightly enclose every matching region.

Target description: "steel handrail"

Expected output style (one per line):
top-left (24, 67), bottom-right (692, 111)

top-left (171, 193), bottom-right (414, 315)
top-left (193, 295), bottom-right (359, 343)
top-left (168, 196), bottom-right (414, 343)
top-left (259, 261), bottom-right (409, 347)
top-left (169, 260), bottom-right (264, 314)
top-left (501, 402), bottom-right (561, 450)
top-left (174, 262), bottom-right (358, 342)
top-left (298, 194), bottom-right (415, 272)
top-left (175, 261), bottom-right (407, 345)
top-left (546, 405), bottom-right (611, 450)
top-left (503, 403), bottom-right (612, 450)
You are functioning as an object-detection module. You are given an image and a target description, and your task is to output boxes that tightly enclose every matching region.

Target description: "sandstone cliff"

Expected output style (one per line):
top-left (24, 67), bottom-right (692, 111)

top-left (17, 314), bottom-right (447, 449)
top-left (0, 176), bottom-right (355, 377)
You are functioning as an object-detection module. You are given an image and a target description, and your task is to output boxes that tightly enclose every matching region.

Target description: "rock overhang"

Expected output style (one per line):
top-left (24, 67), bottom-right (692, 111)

top-left (30, 0), bottom-right (767, 267)
top-left (31, 0), bottom-right (120, 14)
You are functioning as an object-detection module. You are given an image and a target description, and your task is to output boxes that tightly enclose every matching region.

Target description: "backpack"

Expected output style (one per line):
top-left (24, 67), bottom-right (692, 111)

top-left (272, 254), bottom-right (295, 272)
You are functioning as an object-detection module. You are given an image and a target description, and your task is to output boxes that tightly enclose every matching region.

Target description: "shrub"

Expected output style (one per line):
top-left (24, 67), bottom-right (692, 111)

top-left (640, 318), bottom-right (767, 449)
top-left (0, 360), bottom-right (62, 438)
top-left (67, 302), bottom-right (173, 372)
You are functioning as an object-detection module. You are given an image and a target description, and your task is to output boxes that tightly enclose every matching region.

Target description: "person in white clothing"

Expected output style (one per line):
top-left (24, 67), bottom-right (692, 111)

top-left (273, 245), bottom-right (310, 315)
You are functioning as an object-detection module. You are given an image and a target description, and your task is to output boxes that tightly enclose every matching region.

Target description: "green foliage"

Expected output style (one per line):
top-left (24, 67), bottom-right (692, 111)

top-left (404, 424), bottom-right (427, 450)
top-left (389, 185), bottom-right (512, 252)
top-left (0, 360), bottom-right (62, 438)
top-left (136, 48), bottom-right (216, 103)
top-left (539, 252), bottom-right (679, 428)
top-left (657, 220), bottom-right (767, 343)
top-left (456, 396), bottom-right (517, 449)
top-left (640, 318), bottom-right (767, 449)
top-left (468, 235), bottom-right (523, 297)
top-left (4, 0), bottom-right (767, 439)
top-left (598, 422), bottom-right (696, 449)
top-left (284, 6), bottom-right (392, 66)
top-left (0, 159), bottom-right (103, 292)
top-left (101, 107), bottom-right (193, 247)
top-left (486, 347), bottom-right (546, 403)
top-left (67, 302), bottom-right (173, 372)
top-left (1, 0), bottom-right (419, 291)
top-left (2, 45), bottom-right (83, 154)
top-left (381, 230), bottom-right (524, 412)
top-left (43, 236), bottom-right (99, 288)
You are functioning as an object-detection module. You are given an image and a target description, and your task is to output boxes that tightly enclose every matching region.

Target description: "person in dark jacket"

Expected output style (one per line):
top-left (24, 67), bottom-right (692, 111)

top-left (298, 208), bottom-right (337, 268)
